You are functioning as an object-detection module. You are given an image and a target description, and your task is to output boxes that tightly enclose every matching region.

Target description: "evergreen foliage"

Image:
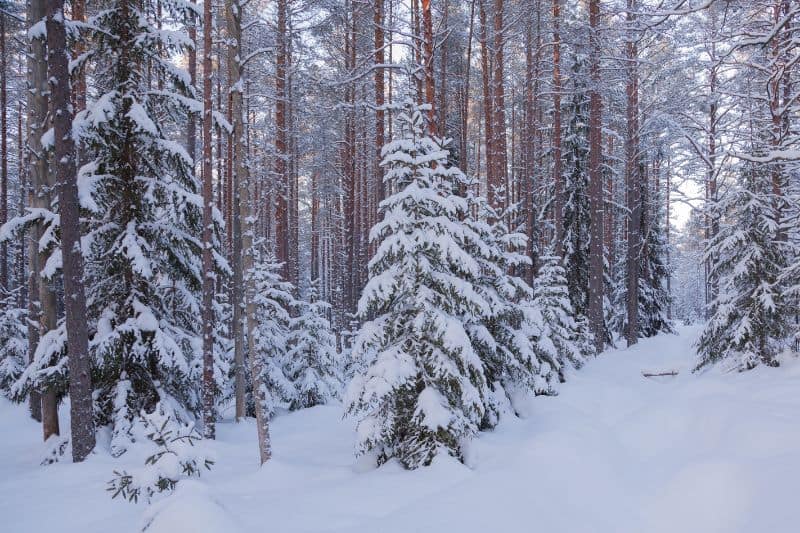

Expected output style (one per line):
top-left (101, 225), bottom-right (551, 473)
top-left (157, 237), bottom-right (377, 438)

top-left (74, 0), bottom-right (226, 454)
top-left (250, 252), bottom-right (296, 417)
top-left (638, 164), bottom-right (674, 337)
top-left (0, 294), bottom-right (27, 399)
top-left (346, 102), bottom-right (490, 468)
top-left (562, 56), bottom-right (591, 318)
top-left (696, 165), bottom-right (788, 370)
top-left (286, 281), bottom-right (341, 409)
top-left (531, 255), bottom-right (593, 380)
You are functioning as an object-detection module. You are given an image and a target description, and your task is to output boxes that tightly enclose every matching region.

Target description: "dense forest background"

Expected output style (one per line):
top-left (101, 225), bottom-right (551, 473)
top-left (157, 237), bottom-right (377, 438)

top-left (0, 0), bottom-right (796, 474)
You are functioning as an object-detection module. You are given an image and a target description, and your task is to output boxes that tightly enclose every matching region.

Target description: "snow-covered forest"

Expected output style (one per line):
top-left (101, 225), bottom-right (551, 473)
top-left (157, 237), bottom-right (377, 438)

top-left (0, 0), bottom-right (798, 531)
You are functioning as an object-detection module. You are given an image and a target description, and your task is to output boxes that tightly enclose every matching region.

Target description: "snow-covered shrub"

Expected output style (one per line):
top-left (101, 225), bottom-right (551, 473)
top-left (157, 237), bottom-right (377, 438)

top-left (107, 406), bottom-right (214, 503)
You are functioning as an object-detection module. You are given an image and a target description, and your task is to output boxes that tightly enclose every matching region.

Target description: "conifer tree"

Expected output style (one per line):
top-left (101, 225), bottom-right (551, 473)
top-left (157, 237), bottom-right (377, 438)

top-left (250, 251), bottom-right (296, 417)
top-left (286, 281), bottom-right (341, 410)
top-left (465, 191), bottom-right (558, 427)
top-left (562, 56), bottom-right (591, 318)
top-left (531, 255), bottom-right (593, 381)
top-left (0, 293), bottom-right (26, 398)
top-left (638, 172), bottom-right (673, 337)
top-left (696, 164), bottom-right (788, 370)
top-left (346, 102), bottom-right (490, 469)
top-left (75, 0), bottom-right (223, 454)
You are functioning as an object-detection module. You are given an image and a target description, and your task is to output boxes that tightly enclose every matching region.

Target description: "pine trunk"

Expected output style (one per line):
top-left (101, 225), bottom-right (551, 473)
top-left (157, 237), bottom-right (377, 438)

top-left (29, 0), bottom-right (59, 440)
top-left (421, 0), bottom-right (436, 133)
top-left (587, 0), bottom-right (605, 353)
top-left (275, 0), bottom-right (289, 278)
top-left (479, 1), bottom-right (494, 200)
top-left (45, 0), bottom-right (96, 461)
top-left (227, 0), bottom-right (246, 421)
top-left (201, 0), bottom-right (216, 438)
top-left (552, 0), bottom-right (563, 255)
top-left (624, 0), bottom-right (641, 347)
top-left (1, 12), bottom-right (7, 293)
top-left (492, 0), bottom-right (508, 207)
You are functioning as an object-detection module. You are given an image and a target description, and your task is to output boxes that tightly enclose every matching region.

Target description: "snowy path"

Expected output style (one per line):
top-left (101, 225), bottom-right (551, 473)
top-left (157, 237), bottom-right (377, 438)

top-left (3, 326), bottom-right (800, 533)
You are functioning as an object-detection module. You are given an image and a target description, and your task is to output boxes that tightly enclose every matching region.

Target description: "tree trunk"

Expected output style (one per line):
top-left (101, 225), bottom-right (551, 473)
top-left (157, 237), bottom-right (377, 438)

top-left (374, 0), bottom-right (385, 231)
top-left (479, 0), bottom-right (494, 200)
top-left (552, 0), bottom-right (563, 255)
top-left (275, 0), bottom-right (289, 280)
top-left (226, 0), bottom-right (246, 422)
top-left (624, 0), bottom-right (641, 347)
top-left (588, 0), bottom-right (605, 353)
top-left (201, 0), bottom-right (216, 438)
top-left (240, 131), bottom-right (271, 464)
top-left (492, 0), bottom-right (508, 208)
top-left (28, 0), bottom-right (59, 440)
top-left (1, 12), bottom-right (7, 293)
top-left (45, 0), bottom-right (95, 461)
top-left (459, 0), bottom-right (476, 175)
top-left (421, 0), bottom-right (436, 133)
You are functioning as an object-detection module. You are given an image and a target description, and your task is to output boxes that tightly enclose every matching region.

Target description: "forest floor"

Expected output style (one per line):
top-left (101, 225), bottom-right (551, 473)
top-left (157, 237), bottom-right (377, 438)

top-left (2, 325), bottom-right (800, 533)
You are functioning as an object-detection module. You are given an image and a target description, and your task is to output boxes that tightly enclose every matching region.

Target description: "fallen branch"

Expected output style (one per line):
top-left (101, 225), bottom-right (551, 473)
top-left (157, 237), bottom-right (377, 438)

top-left (641, 370), bottom-right (679, 378)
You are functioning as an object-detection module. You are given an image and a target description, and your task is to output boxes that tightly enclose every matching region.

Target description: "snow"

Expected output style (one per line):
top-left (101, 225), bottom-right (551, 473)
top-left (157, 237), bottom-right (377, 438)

top-left (3, 326), bottom-right (800, 532)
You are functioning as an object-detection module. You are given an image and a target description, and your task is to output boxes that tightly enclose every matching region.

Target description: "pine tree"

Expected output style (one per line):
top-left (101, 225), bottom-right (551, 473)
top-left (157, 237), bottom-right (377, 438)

top-left (286, 281), bottom-right (341, 410)
top-left (250, 251), bottom-right (296, 417)
top-left (346, 102), bottom-right (489, 469)
top-left (75, 0), bottom-right (224, 454)
top-left (531, 255), bottom-right (593, 381)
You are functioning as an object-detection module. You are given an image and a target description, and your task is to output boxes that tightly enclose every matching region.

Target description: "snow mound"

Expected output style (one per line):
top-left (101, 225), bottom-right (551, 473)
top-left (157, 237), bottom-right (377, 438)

top-left (142, 481), bottom-right (242, 533)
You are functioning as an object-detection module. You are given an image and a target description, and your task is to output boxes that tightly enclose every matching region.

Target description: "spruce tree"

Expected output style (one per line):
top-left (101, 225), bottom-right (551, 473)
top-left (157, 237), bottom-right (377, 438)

top-left (0, 293), bottom-right (26, 398)
top-left (250, 251), bottom-right (296, 417)
top-left (638, 167), bottom-right (673, 337)
top-left (464, 191), bottom-right (558, 428)
top-left (696, 164), bottom-right (788, 370)
top-left (286, 281), bottom-right (341, 409)
top-left (346, 102), bottom-right (490, 469)
top-left (75, 0), bottom-right (224, 454)
top-left (531, 255), bottom-right (593, 381)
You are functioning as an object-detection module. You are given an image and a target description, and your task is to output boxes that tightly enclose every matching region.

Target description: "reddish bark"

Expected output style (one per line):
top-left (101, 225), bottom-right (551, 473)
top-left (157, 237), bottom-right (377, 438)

top-left (201, 0), bottom-right (216, 438)
top-left (552, 0), bottom-right (563, 254)
top-left (588, 0), bottom-right (605, 352)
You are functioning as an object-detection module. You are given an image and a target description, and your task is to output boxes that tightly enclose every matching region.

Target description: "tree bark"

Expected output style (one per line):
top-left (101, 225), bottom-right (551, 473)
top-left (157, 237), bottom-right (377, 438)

top-left (552, 0), bottom-right (563, 255)
top-left (28, 0), bottom-right (59, 440)
top-left (275, 0), bottom-right (289, 280)
top-left (459, 0), bottom-right (476, 175)
top-left (624, 0), bottom-right (641, 347)
top-left (421, 0), bottom-right (436, 133)
top-left (588, 0), bottom-right (605, 353)
top-left (1, 12), bottom-right (7, 293)
top-left (492, 0), bottom-right (508, 208)
top-left (374, 0), bottom-right (385, 230)
top-left (45, 0), bottom-right (95, 461)
top-left (201, 0), bottom-right (216, 438)
top-left (226, 0), bottom-right (246, 422)
top-left (479, 0), bottom-right (494, 200)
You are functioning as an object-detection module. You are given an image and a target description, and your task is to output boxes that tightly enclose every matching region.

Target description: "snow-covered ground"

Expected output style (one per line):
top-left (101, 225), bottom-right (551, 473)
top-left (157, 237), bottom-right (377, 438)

top-left (3, 325), bottom-right (799, 533)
